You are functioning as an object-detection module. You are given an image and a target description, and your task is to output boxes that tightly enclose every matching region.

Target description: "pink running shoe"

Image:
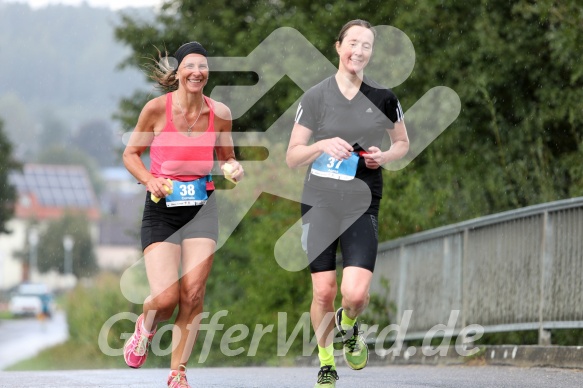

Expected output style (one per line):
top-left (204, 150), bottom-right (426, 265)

top-left (168, 365), bottom-right (191, 388)
top-left (123, 314), bottom-right (156, 368)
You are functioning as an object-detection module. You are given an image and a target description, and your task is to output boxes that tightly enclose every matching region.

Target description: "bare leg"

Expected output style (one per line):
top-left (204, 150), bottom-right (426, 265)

top-left (171, 237), bottom-right (216, 369)
top-left (340, 266), bottom-right (373, 319)
top-left (143, 242), bottom-right (182, 332)
top-left (310, 271), bottom-right (338, 347)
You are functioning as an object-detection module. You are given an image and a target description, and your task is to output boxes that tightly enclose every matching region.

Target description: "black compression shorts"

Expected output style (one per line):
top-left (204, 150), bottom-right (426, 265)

top-left (140, 190), bottom-right (218, 251)
top-left (300, 186), bottom-right (380, 273)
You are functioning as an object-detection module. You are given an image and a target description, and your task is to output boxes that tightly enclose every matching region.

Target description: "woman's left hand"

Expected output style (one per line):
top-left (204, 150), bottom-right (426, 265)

top-left (223, 160), bottom-right (244, 183)
top-left (362, 146), bottom-right (386, 169)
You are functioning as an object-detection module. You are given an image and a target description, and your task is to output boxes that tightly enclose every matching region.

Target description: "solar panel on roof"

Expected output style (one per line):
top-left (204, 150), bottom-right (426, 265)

top-left (36, 173), bottom-right (50, 188)
top-left (43, 173), bottom-right (58, 187)
top-left (37, 189), bottom-right (48, 205)
top-left (24, 174), bottom-right (35, 189)
top-left (74, 188), bottom-right (86, 204)
top-left (52, 188), bottom-right (65, 206)
top-left (11, 165), bottom-right (97, 210)
top-left (58, 174), bottom-right (71, 188)
top-left (68, 170), bottom-right (85, 179)
top-left (11, 178), bottom-right (25, 191)
top-left (79, 189), bottom-right (93, 206)
top-left (62, 189), bottom-right (75, 203)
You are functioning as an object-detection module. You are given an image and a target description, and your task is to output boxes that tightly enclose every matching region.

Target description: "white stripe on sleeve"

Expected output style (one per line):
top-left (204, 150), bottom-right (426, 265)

top-left (295, 103), bottom-right (303, 123)
top-left (396, 101), bottom-right (404, 122)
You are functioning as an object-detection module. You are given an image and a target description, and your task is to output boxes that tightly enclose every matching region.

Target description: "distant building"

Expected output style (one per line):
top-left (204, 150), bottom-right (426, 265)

top-left (11, 164), bottom-right (100, 221)
top-left (0, 164), bottom-right (145, 291)
top-left (97, 166), bottom-right (142, 271)
top-left (0, 164), bottom-right (101, 290)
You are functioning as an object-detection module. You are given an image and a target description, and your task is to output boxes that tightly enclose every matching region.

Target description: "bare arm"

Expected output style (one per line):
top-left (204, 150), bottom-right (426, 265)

top-left (362, 120), bottom-right (409, 169)
top-left (214, 101), bottom-right (244, 182)
top-left (122, 97), bottom-right (170, 198)
top-left (286, 122), bottom-right (354, 168)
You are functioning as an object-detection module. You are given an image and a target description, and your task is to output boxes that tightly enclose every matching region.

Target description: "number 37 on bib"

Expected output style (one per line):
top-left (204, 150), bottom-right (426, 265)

top-left (311, 152), bottom-right (358, 181)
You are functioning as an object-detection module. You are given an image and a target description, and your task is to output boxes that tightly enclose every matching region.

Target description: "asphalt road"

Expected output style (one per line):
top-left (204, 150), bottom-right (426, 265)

top-left (1, 314), bottom-right (583, 387)
top-left (1, 365), bottom-right (583, 388)
top-left (0, 311), bottom-right (68, 370)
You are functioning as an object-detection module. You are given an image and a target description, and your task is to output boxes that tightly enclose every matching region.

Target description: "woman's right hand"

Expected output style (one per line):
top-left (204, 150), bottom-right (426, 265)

top-left (317, 137), bottom-right (353, 160)
top-left (146, 177), bottom-right (173, 199)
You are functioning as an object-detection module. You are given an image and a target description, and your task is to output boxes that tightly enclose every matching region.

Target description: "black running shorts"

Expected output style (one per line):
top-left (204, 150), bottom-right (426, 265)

top-left (300, 186), bottom-right (380, 273)
top-left (140, 190), bottom-right (218, 251)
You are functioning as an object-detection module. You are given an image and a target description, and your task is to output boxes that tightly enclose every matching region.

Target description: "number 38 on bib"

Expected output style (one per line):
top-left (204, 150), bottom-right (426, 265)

top-left (311, 152), bottom-right (358, 181)
top-left (164, 176), bottom-right (210, 207)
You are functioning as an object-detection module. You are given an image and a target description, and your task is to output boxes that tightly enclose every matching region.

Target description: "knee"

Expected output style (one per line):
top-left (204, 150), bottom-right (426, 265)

top-left (342, 291), bottom-right (369, 311)
top-left (312, 282), bottom-right (337, 307)
top-left (181, 285), bottom-right (206, 310)
top-left (150, 292), bottom-right (179, 321)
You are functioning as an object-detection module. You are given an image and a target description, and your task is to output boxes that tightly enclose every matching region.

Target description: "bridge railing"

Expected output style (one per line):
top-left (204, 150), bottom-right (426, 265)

top-left (372, 197), bottom-right (583, 344)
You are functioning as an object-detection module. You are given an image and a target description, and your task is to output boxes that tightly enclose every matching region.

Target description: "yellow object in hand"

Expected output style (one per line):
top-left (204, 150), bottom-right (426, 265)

top-left (222, 163), bottom-right (237, 184)
top-left (151, 179), bottom-right (173, 203)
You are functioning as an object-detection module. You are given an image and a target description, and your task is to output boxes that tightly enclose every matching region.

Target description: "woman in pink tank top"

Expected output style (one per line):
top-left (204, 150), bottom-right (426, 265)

top-left (122, 41), bottom-right (244, 388)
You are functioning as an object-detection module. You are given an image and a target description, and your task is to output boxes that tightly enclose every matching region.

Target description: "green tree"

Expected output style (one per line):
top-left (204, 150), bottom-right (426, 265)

top-left (113, 0), bottom-right (583, 359)
top-left (36, 212), bottom-right (98, 278)
top-left (114, 0), bottom-right (582, 229)
top-left (0, 117), bottom-right (21, 234)
top-left (376, 0), bottom-right (583, 238)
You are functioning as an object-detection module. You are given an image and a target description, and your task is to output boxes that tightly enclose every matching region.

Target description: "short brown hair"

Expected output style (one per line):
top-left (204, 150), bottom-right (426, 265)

top-left (336, 19), bottom-right (376, 44)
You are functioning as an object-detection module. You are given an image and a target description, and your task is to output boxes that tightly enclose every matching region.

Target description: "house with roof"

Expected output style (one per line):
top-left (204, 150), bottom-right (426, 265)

top-left (0, 163), bottom-right (145, 291)
top-left (96, 166), bottom-right (142, 271)
top-left (0, 164), bottom-right (101, 290)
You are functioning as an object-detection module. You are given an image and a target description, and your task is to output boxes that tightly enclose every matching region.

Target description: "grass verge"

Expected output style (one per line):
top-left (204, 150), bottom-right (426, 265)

top-left (5, 341), bottom-right (124, 371)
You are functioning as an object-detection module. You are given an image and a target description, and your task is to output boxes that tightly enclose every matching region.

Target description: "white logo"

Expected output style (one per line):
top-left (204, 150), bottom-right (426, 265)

top-left (120, 26), bottom-right (462, 303)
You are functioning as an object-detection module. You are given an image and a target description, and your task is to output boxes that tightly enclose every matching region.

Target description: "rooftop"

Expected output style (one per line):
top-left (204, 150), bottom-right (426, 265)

top-left (9, 164), bottom-right (100, 221)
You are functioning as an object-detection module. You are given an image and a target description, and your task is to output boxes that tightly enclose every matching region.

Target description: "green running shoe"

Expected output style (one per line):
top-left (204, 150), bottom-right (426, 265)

top-left (335, 307), bottom-right (369, 370)
top-left (314, 365), bottom-right (339, 387)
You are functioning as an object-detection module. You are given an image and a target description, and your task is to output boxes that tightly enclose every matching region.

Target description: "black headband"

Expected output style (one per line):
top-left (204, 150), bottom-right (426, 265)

top-left (174, 42), bottom-right (208, 70)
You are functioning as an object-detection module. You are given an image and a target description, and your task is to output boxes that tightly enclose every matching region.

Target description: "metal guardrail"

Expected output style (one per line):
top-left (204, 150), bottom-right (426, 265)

top-left (371, 197), bottom-right (583, 344)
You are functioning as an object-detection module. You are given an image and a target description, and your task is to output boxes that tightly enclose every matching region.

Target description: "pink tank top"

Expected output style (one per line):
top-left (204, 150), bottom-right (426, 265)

top-left (150, 93), bottom-right (216, 190)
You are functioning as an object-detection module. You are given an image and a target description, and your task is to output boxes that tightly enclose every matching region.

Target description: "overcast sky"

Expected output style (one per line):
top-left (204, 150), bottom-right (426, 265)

top-left (3, 0), bottom-right (163, 10)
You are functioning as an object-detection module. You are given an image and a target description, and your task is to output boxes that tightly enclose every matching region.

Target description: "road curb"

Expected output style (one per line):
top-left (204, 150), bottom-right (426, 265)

top-left (365, 345), bottom-right (583, 369)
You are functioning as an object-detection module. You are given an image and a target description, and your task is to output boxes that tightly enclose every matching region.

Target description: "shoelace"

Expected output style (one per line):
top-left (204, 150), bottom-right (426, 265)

top-left (344, 333), bottom-right (361, 353)
top-left (168, 365), bottom-right (189, 388)
top-left (169, 373), bottom-right (189, 387)
top-left (340, 324), bottom-right (363, 353)
top-left (134, 334), bottom-right (150, 356)
top-left (317, 366), bottom-right (339, 384)
top-left (169, 369), bottom-right (190, 388)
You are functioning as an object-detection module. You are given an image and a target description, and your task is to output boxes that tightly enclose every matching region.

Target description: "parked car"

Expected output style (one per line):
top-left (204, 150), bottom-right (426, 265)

top-left (8, 283), bottom-right (54, 318)
top-left (8, 294), bottom-right (43, 317)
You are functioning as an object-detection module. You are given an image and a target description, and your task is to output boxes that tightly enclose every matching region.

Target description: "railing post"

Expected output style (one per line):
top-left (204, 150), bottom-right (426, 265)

top-left (460, 228), bottom-right (469, 344)
top-left (538, 211), bottom-right (551, 345)
top-left (397, 244), bottom-right (406, 325)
